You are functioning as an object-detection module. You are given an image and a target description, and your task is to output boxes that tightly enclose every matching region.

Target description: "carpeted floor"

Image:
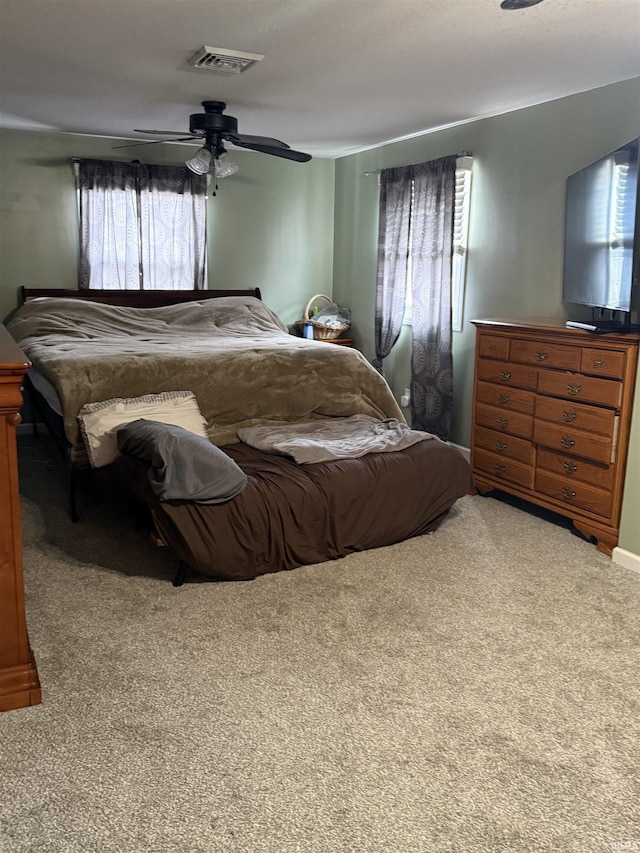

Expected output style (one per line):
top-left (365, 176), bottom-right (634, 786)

top-left (1, 434), bottom-right (639, 853)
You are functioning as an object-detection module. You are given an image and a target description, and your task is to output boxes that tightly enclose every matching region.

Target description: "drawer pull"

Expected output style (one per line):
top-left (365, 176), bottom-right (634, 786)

top-left (496, 440), bottom-right (507, 451)
top-left (562, 487), bottom-right (577, 501)
top-left (535, 350), bottom-right (548, 361)
top-left (593, 359), bottom-right (605, 368)
top-left (497, 417), bottom-right (509, 429)
top-left (488, 344), bottom-right (497, 352)
top-left (563, 461), bottom-right (578, 474)
top-left (562, 409), bottom-right (577, 423)
top-left (561, 436), bottom-right (575, 449)
top-left (567, 382), bottom-right (582, 396)
top-left (500, 370), bottom-right (512, 381)
top-left (495, 463), bottom-right (506, 474)
top-left (498, 393), bottom-right (510, 405)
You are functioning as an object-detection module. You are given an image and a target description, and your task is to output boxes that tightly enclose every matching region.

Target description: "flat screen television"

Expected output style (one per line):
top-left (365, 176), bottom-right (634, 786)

top-left (563, 137), bottom-right (640, 332)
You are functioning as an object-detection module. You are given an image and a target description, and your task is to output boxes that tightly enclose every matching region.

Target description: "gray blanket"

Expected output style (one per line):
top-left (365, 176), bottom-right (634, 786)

top-left (238, 414), bottom-right (435, 463)
top-left (8, 295), bottom-right (404, 466)
top-left (117, 419), bottom-right (247, 504)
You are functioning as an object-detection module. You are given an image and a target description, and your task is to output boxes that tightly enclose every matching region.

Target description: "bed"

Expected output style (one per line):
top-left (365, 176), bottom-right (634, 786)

top-left (8, 287), bottom-right (472, 583)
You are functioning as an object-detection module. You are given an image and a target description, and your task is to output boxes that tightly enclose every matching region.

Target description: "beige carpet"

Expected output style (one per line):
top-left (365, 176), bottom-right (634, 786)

top-left (1, 434), bottom-right (639, 852)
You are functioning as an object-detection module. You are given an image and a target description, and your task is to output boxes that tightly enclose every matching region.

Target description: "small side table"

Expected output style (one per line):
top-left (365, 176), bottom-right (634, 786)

top-left (324, 338), bottom-right (353, 347)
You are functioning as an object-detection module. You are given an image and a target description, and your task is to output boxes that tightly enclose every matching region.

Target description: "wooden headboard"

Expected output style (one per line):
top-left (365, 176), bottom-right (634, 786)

top-left (19, 287), bottom-right (262, 308)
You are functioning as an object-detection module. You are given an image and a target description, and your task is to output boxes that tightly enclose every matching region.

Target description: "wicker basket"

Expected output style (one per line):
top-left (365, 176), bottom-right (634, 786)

top-left (299, 293), bottom-right (350, 340)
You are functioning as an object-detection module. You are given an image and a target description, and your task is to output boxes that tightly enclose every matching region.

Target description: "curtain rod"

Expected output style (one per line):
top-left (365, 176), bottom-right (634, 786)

top-left (363, 151), bottom-right (472, 176)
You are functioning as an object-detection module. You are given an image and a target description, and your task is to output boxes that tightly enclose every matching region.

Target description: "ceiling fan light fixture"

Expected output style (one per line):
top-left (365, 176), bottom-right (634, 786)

top-left (185, 146), bottom-right (212, 175)
top-left (214, 151), bottom-right (239, 178)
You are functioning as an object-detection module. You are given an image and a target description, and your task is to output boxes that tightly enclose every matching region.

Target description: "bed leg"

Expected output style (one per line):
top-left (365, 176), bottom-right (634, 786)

top-left (173, 561), bottom-right (189, 587)
top-left (69, 463), bottom-right (79, 523)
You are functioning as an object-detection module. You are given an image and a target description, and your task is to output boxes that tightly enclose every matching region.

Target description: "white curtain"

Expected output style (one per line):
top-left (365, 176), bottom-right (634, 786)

top-left (76, 159), bottom-right (207, 290)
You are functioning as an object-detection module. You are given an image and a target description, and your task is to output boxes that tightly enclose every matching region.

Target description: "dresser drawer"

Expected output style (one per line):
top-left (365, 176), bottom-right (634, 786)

top-left (510, 339), bottom-right (581, 371)
top-left (537, 371), bottom-right (621, 408)
top-left (476, 404), bottom-right (534, 439)
top-left (474, 449), bottom-right (534, 489)
top-left (476, 381), bottom-right (535, 414)
top-left (580, 347), bottom-right (625, 379)
top-left (536, 447), bottom-right (614, 490)
top-left (478, 334), bottom-right (510, 360)
top-left (535, 470), bottom-right (612, 518)
top-left (534, 396), bottom-right (615, 435)
top-left (533, 420), bottom-right (613, 465)
top-left (474, 426), bottom-right (534, 464)
top-left (476, 359), bottom-right (538, 391)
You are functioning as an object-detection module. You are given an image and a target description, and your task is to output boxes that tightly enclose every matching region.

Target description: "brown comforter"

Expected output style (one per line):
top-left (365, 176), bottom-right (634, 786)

top-left (114, 438), bottom-right (473, 581)
top-left (8, 296), bottom-right (404, 465)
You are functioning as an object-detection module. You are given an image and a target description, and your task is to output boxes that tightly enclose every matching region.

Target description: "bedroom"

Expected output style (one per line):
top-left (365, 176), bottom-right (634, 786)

top-left (1, 82), bottom-right (639, 555)
top-left (1, 1), bottom-right (640, 850)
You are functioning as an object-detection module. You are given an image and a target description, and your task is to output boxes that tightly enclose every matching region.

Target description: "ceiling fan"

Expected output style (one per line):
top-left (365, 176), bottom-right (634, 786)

top-left (116, 101), bottom-right (312, 177)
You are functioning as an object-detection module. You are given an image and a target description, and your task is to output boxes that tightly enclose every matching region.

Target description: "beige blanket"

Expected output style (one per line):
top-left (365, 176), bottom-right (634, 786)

top-left (8, 295), bottom-right (404, 466)
top-left (238, 414), bottom-right (435, 464)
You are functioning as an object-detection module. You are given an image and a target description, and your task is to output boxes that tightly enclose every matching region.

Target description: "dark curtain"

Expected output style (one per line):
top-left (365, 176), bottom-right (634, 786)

top-left (409, 155), bottom-right (456, 439)
top-left (374, 166), bottom-right (413, 373)
top-left (374, 154), bottom-right (456, 439)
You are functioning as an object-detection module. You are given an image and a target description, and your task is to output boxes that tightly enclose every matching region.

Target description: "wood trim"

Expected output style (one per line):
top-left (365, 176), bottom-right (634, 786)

top-left (19, 286), bottom-right (262, 308)
top-left (472, 316), bottom-right (640, 343)
top-left (0, 326), bottom-right (41, 711)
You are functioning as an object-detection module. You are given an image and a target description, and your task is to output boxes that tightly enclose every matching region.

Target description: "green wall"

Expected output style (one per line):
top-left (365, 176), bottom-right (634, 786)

top-left (333, 77), bottom-right (640, 556)
top-left (0, 129), bottom-right (335, 325)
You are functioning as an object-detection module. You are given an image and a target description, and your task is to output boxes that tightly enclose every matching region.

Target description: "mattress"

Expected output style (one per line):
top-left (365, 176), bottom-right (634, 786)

top-left (27, 367), bottom-right (63, 416)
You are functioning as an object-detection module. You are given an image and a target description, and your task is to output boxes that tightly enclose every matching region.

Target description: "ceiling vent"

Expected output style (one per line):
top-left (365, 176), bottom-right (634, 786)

top-left (187, 46), bottom-right (264, 74)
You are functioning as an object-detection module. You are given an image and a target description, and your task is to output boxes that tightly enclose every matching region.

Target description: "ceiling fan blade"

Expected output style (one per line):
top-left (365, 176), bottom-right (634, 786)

top-left (133, 129), bottom-right (196, 135)
top-left (230, 139), bottom-right (312, 162)
top-left (111, 137), bottom-right (199, 150)
top-left (226, 133), bottom-right (290, 149)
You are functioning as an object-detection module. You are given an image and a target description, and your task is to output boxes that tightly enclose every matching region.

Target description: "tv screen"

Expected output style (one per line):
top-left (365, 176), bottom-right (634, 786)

top-left (563, 138), bottom-right (639, 314)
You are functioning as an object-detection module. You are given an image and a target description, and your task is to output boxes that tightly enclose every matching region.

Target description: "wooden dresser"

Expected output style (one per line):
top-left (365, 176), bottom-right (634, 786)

top-left (470, 318), bottom-right (639, 555)
top-left (0, 325), bottom-right (41, 711)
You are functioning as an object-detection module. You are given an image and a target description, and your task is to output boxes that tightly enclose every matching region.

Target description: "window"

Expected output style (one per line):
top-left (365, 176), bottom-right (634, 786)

top-left (452, 156), bottom-right (473, 331)
top-left (403, 155), bottom-right (473, 331)
top-left (607, 150), bottom-right (635, 307)
top-left (74, 159), bottom-right (207, 290)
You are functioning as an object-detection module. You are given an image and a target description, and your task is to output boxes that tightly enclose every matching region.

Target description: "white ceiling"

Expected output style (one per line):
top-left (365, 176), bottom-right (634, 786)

top-left (1, 0), bottom-right (639, 159)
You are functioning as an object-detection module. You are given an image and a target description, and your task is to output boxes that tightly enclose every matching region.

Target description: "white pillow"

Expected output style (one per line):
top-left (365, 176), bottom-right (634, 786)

top-left (78, 391), bottom-right (208, 468)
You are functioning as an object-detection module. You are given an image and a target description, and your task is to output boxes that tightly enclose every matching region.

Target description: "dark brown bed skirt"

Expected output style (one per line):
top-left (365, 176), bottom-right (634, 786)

top-left (113, 439), bottom-right (472, 582)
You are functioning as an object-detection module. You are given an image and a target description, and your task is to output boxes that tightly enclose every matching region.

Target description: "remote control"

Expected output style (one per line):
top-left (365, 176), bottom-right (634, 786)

top-left (565, 321), bottom-right (598, 331)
